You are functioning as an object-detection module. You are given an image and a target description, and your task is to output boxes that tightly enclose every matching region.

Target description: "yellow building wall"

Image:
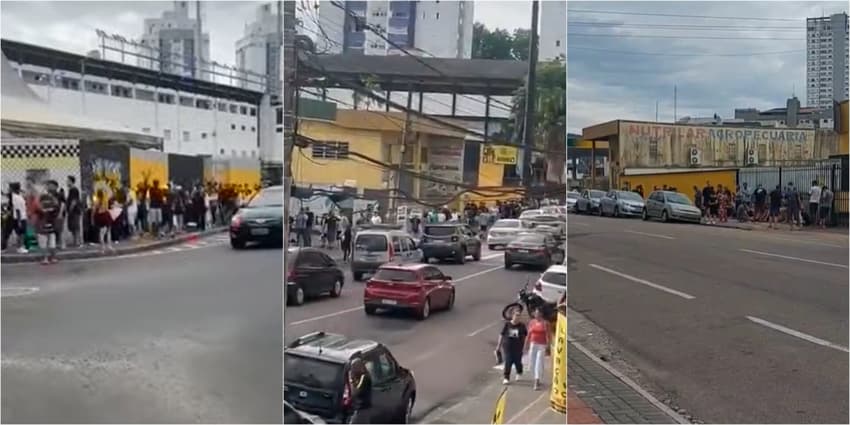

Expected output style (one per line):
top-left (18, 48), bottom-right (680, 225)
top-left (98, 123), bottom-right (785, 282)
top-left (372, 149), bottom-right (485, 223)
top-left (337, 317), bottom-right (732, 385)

top-left (129, 151), bottom-right (168, 190)
top-left (619, 169), bottom-right (737, 198)
top-left (227, 167), bottom-right (261, 189)
top-left (295, 120), bottom-right (387, 189)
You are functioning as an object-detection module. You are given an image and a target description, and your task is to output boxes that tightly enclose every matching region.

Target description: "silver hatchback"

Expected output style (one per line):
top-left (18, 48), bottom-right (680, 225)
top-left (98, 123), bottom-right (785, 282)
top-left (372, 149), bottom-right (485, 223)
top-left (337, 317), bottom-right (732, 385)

top-left (642, 190), bottom-right (702, 223)
top-left (599, 190), bottom-right (645, 218)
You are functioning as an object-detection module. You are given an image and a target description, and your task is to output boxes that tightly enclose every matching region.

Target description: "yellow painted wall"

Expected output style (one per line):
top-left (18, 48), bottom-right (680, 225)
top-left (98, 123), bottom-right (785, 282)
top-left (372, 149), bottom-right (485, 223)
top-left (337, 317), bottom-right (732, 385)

top-left (619, 169), bottom-right (737, 198)
top-left (1, 156), bottom-right (78, 172)
top-left (295, 119), bottom-right (387, 189)
top-left (227, 167), bottom-right (261, 188)
top-left (129, 156), bottom-right (168, 190)
top-left (839, 101), bottom-right (848, 156)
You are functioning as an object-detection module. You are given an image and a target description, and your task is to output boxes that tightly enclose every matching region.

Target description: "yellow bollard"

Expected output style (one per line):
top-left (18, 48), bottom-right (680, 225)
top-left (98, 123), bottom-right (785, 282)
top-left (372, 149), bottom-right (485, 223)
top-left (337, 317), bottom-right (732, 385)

top-left (549, 308), bottom-right (567, 413)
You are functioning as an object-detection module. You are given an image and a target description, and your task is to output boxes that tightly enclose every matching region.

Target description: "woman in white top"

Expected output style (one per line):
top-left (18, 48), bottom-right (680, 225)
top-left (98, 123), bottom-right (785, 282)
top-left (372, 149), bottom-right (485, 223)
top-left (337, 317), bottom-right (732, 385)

top-left (10, 183), bottom-right (28, 252)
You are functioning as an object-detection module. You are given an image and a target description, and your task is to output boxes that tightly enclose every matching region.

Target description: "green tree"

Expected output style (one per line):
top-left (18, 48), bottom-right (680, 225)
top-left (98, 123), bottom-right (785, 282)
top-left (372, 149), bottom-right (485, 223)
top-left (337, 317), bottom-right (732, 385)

top-left (472, 22), bottom-right (515, 60)
top-left (511, 28), bottom-right (530, 61)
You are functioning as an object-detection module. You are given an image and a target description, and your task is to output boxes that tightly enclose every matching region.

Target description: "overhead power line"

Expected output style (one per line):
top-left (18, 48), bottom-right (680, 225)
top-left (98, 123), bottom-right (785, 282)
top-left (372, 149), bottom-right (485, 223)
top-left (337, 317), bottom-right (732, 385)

top-left (567, 9), bottom-right (802, 22)
top-left (568, 32), bottom-right (802, 41)
top-left (567, 21), bottom-right (804, 31)
top-left (568, 46), bottom-right (806, 57)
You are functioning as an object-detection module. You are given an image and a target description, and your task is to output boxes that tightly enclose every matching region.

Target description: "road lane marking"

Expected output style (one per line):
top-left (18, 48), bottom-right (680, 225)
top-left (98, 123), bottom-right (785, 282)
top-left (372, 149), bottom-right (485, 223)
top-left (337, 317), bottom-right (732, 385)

top-left (625, 230), bottom-right (675, 240)
top-left (1, 287), bottom-right (40, 297)
top-left (739, 249), bottom-right (848, 269)
top-left (568, 222), bottom-right (590, 226)
top-left (482, 253), bottom-right (502, 260)
top-left (507, 390), bottom-right (548, 424)
top-left (467, 321), bottom-right (500, 337)
top-left (571, 340), bottom-right (690, 424)
top-left (589, 264), bottom-right (696, 300)
top-left (746, 316), bottom-right (849, 353)
top-left (759, 235), bottom-right (844, 249)
top-left (287, 265), bottom-right (505, 326)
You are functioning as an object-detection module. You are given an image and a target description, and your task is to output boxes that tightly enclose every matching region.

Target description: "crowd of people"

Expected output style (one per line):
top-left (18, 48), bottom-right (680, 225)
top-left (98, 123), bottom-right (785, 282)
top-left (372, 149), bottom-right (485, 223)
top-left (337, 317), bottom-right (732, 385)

top-left (2, 176), bottom-right (262, 263)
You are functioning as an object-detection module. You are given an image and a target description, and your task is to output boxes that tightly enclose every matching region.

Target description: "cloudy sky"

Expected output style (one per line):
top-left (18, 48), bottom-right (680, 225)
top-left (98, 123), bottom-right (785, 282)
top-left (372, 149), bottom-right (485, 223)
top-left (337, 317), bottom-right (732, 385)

top-left (568, 1), bottom-right (848, 134)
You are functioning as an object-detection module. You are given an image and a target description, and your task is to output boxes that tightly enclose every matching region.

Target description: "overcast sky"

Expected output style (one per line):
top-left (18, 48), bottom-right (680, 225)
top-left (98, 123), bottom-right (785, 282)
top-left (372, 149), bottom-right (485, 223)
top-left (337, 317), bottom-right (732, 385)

top-left (568, 1), bottom-right (848, 134)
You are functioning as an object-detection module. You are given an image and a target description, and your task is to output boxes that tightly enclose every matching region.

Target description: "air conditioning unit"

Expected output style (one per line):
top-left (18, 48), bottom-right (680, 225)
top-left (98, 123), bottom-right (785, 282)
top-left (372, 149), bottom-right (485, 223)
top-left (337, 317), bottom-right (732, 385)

top-left (746, 148), bottom-right (758, 165)
top-left (689, 147), bottom-right (701, 166)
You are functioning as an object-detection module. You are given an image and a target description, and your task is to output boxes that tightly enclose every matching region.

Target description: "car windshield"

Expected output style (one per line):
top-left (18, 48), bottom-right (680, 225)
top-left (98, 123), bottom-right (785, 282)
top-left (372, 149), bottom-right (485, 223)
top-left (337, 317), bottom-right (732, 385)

top-left (666, 192), bottom-right (692, 205)
top-left (589, 191), bottom-right (605, 199)
top-left (424, 226), bottom-right (456, 236)
top-left (617, 191), bottom-right (644, 201)
top-left (373, 269), bottom-right (419, 282)
top-left (567, 192), bottom-right (580, 199)
top-left (355, 235), bottom-right (388, 252)
top-left (531, 215), bottom-right (559, 222)
top-left (247, 187), bottom-right (283, 207)
top-left (515, 234), bottom-right (545, 244)
top-left (541, 271), bottom-right (567, 287)
top-left (493, 220), bottom-right (521, 228)
top-left (520, 210), bottom-right (542, 217)
top-left (284, 355), bottom-right (343, 389)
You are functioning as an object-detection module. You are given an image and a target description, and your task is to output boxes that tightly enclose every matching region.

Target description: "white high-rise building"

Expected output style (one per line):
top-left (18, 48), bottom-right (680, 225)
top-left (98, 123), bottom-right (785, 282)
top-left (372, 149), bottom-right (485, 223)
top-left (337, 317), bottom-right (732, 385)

top-left (539, 1), bottom-right (566, 62)
top-left (806, 12), bottom-right (849, 110)
top-left (313, 1), bottom-right (474, 59)
top-left (138, 1), bottom-right (211, 81)
top-left (235, 2), bottom-right (281, 92)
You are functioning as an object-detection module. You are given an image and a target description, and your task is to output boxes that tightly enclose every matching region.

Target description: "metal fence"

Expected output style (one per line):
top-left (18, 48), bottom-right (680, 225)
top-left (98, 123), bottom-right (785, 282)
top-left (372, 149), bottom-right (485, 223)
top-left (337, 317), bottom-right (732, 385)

top-left (737, 158), bottom-right (849, 226)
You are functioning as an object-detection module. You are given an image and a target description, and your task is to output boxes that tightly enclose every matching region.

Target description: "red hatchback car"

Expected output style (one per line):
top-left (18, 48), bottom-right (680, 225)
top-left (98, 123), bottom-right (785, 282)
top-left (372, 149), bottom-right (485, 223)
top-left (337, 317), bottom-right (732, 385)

top-left (364, 264), bottom-right (456, 320)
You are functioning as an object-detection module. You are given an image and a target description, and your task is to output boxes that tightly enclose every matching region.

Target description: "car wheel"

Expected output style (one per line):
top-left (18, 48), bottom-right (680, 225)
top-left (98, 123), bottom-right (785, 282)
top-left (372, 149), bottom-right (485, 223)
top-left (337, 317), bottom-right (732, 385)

top-left (614, 206), bottom-right (620, 218)
top-left (230, 238), bottom-right (246, 249)
top-left (473, 246), bottom-right (482, 261)
top-left (364, 305), bottom-right (377, 315)
top-left (596, 206), bottom-right (602, 216)
top-left (661, 210), bottom-right (669, 223)
top-left (642, 208), bottom-right (649, 221)
top-left (504, 258), bottom-right (512, 269)
top-left (446, 291), bottom-right (455, 310)
top-left (292, 286), bottom-right (305, 306)
top-left (418, 298), bottom-right (431, 320)
top-left (330, 278), bottom-right (343, 297)
top-left (456, 249), bottom-right (466, 264)
top-left (421, 256), bottom-right (429, 264)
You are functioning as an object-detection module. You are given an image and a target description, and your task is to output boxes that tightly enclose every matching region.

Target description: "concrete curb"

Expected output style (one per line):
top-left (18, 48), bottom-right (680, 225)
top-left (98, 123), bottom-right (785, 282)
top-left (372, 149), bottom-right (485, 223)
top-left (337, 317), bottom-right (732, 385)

top-left (701, 222), bottom-right (754, 231)
top-left (1, 227), bottom-right (228, 264)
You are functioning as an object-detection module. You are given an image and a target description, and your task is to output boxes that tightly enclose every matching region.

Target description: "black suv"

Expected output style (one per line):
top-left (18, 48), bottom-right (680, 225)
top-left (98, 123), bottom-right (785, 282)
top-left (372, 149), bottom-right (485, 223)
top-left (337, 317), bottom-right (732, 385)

top-left (420, 223), bottom-right (482, 264)
top-left (284, 332), bottom-right (417, 424)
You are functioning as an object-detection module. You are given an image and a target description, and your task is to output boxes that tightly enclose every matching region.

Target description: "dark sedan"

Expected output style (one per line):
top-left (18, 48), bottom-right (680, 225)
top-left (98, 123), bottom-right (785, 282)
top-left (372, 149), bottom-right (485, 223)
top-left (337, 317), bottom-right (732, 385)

top-left (286, 247), bottom-right (345, 306)
top-left (504, 233), bottom-right (561, 270)
top-left (229, 185), bottom-right (284, 249)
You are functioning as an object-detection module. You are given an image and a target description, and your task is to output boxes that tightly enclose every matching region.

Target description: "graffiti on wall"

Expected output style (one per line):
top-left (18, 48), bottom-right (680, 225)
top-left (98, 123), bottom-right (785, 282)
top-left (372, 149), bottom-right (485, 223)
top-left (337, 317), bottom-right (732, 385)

top-left (424, 139), bottom-right (464, 201)
top-left (89, 157), bottom-right (123, 200)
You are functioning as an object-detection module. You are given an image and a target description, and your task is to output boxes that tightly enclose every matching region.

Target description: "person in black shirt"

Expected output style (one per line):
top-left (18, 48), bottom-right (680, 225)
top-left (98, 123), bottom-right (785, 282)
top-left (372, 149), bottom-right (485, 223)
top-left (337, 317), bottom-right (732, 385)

top-left (768, 185), bottom-right (782, 229)
top-left (66, 176), bottom-right (82, 247)
top-left (496, 309), bottom-right (527, 384)
top-left (348, 358), bottom-right (372, 424)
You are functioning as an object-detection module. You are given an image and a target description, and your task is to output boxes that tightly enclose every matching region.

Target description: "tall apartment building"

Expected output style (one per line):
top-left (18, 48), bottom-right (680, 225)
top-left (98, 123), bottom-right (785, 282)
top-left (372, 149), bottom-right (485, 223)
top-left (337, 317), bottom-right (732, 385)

top-left (806, 12), bottom-right (849, 110)
top-left (539, 1), bottom-right (566, 62)
top-left (314, 1), bottom-right (474, 59)
top-left (235, 2), bottom-right (282, 93)
top-left (138, 1), bottom-right (211, 81)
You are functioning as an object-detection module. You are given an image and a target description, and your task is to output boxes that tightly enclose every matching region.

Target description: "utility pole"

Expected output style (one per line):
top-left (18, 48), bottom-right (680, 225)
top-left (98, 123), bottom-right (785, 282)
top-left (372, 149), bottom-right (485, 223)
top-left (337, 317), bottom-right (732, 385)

top-left (655, 100), bottom-right (659, 122)
top-left (521, 0), bottom-right (539, 195)
top-left (390, 90), bottom-right (414, 224)
top-left (673, 85), bottom-right (677, 122)
top-left (196, 0), bottom-right (202, 80)
top-left (283, 0), bottom-right (296, 248)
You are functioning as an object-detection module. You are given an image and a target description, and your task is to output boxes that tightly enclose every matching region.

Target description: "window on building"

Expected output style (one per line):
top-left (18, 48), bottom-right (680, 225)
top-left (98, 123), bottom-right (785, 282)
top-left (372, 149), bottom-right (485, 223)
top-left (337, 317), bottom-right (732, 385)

top-left (241, 125), bottom-right (246, 131)
top-left (231, 124), bottom-right (236, 130)
top-left (230, 104), bottom-right (238, 113)
top-left (218, 102), bottom-right (227, 112)
top-left (555, 40), bottom-right (561, 47)
top-left (312, 142), bottom-right (350, 160)
top-left (183, 131), bottom-right (190, 142)
top-left (196, 99), bottom-right (211, 109)
top-left (250, 107), bottom-right (256, 116)
top-left (22, 70), bottom-right (50, 85)
top-left (276, 107), bottom-right (283, 125)
top-left (275, 127), bottom-right (283, 133)
top-left (164, 129), bottom-right (172, 140)
top-left (242, 150), bottom-right (247, 157)
top-left (142, 127), bottom-right (151, 133)
top-left (240, 105), bottom-right (248, 115)
top-left (232, 149), bottom-right (237, 157)
top-left (436, 12), bottom-right (440, 19)
top-left (84, 80), bottom-right (108, 94)
top-left (180, 96), bottom-right (194, 107)
top-left (157, 93), bottom-right (175, 104)
top-left (136, 89), bottom-right (156, 101)
top-left (251, 150), bottom-right (257, 158)
top-left (58, 77), bottom-right (80, 90)
top-left (649, 138), bottom-right (659, 159)
top-left (251, 126), bottom-right (255, 132)
top-left (220, 148), bottom-right (225, 155)
top-left (111, 85), bottom-right (133, 98)
top-left (201, 132), bottom-right (207, 139)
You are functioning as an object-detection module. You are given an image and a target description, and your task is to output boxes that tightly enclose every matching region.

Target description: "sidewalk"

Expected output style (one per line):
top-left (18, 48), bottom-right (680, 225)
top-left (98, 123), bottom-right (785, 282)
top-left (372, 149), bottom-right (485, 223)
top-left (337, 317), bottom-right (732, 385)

top-left (420, 357), bottom-right (565, 424)
top-left (1, 227), bottom-right (227, 263)
top-left (701, 218), bottom-right (848, 235)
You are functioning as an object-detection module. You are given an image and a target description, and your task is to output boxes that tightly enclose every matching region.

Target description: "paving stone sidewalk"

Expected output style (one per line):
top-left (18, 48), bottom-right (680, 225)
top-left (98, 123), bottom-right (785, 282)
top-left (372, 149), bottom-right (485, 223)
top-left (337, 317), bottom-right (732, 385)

top-left (569, 341), bottom-right (685, 424)
top-left (2, 227), bottom-right (227, 263)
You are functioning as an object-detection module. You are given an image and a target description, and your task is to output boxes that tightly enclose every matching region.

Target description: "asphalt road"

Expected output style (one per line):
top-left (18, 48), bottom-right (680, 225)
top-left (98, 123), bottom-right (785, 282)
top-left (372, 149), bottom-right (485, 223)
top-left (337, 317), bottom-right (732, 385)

top-left (567, 212), bottom-right (849, 423)
top-left (1, 239), bottom-right (283, 423)
top-left (283, 247), bottom-right (552, 423)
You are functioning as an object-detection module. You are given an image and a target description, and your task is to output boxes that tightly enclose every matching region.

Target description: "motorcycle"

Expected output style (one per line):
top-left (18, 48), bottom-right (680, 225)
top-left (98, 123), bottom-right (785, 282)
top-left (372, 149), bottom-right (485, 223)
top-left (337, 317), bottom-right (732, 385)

top-left (501, 283), bottom-right (557, 322)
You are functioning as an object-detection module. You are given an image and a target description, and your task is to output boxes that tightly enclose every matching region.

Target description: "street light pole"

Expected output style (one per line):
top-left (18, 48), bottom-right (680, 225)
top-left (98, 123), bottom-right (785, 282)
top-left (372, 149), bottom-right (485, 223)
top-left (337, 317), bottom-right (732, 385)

top-left (521, 0), bottom-right (539, 195)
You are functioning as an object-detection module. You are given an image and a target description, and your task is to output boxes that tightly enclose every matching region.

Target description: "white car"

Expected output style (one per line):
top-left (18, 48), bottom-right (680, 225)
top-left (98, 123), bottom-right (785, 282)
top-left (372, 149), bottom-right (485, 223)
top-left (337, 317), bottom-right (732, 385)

top-left (519, 209), bottom-right (543, 219)
top-left (534, 265), bottom-right (567, 303)
top-left (486, 219), bottom-right (527, 249)
top-left (566, 192), bottom-right (579, 212)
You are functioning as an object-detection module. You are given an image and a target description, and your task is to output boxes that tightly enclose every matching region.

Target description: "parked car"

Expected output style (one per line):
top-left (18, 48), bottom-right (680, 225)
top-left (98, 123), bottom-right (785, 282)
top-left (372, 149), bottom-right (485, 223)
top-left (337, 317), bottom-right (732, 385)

top-left (364, 263), bottom-right (455, 320)
top-left (533, 265), bottom-right (567, 303)
top-left (599, 190), bottom-right (646, 218)
top-left (351, 228), bottom-right (422, 281)
top-left (505, 233), bottom-right (561, 270)
top-left (519, 209), bottom-right (544, 219)
top-left (566, 192), bottom-right (580, 212)
top-left (285, 247), bottom-right (345, 306)
top-left (486, 219), bottom-right (527, 249)
top-left (229, 185), bottom-right (284, 249)
top-left (642, 190), bottom-right (702, 223)
top-left (575, 189), bottom-right (605, 214)
top-left (420, 223), bottom-right (482, 264)
top-left (524, 214), bottom-right (565, 240)
top-left (541, 206), bottom-right (566, 220)
top-left (284, 332), bottom-right (416, 423)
